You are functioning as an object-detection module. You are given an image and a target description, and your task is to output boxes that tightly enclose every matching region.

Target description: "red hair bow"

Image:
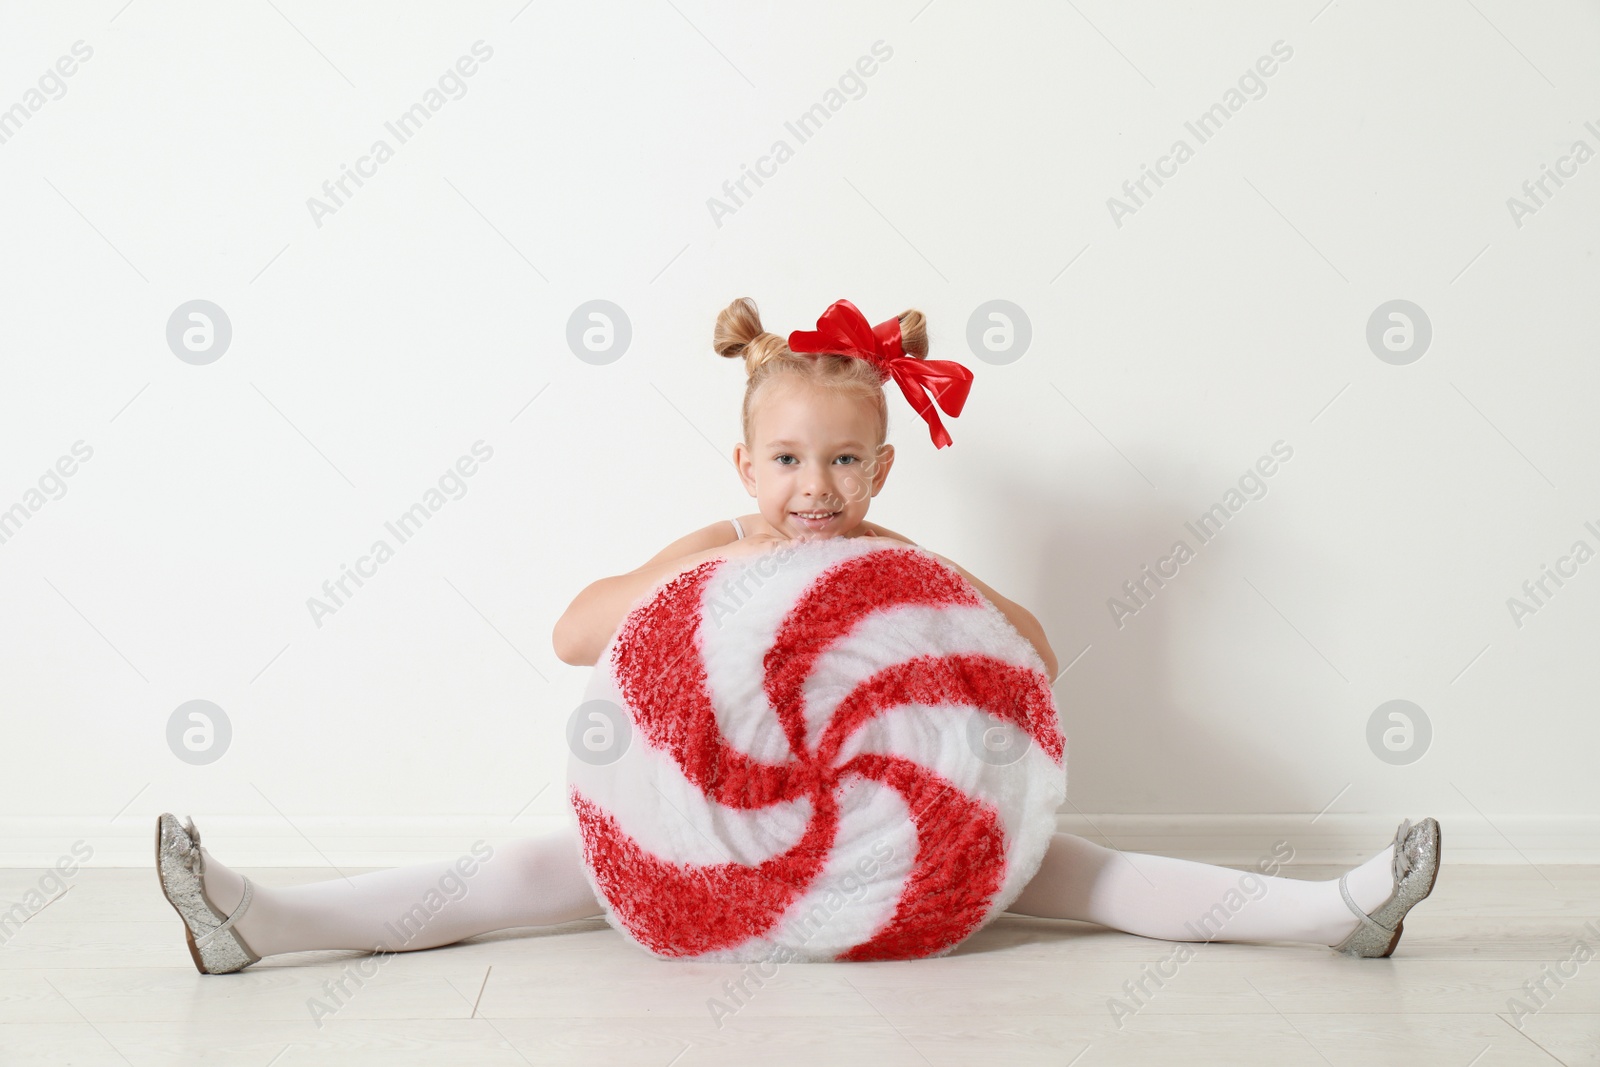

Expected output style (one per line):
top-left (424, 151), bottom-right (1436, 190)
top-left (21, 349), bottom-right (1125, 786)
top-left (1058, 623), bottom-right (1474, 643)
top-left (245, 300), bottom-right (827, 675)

top-left (786, 299), bottom-right (974, 449)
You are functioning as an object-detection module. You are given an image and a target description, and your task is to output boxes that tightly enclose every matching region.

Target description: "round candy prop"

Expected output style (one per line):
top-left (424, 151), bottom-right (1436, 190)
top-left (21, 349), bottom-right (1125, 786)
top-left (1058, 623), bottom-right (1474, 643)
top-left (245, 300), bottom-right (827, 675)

top-left (565, 536), bottom-right (1065, 962)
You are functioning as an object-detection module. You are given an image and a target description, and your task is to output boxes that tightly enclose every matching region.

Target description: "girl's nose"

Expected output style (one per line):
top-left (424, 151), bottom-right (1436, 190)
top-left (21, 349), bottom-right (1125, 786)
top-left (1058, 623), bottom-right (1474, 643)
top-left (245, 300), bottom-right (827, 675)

top-left (800, 483), bottom-right (838, 508)
top-left (803, 470), bottom-right (835, 500)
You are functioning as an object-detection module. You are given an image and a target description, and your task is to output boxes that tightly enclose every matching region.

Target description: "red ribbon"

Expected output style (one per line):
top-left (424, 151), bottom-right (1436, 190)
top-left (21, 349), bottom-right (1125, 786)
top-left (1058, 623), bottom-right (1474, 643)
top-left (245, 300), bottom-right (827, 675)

top-left (787, 299), bottom-right (974, 449)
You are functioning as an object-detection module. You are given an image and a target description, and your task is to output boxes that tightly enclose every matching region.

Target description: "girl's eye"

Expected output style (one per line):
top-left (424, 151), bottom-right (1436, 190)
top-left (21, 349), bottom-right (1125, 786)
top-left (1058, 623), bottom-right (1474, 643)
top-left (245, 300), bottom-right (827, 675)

top-left (776, 455), bottom-right (795, 466)
top-left (836, 455), bottom-right (858, 465)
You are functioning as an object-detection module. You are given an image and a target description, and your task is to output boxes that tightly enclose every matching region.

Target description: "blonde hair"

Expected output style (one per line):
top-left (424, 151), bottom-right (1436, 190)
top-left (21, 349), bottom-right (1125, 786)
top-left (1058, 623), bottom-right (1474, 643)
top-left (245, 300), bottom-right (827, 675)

top-left (713, 296), bottom-right (929, 452)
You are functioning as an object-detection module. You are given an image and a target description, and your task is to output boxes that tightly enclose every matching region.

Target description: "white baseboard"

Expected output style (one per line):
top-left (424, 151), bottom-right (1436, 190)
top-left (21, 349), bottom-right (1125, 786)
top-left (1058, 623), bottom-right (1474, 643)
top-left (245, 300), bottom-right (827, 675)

top-left (3, 812), bottom-right (1596, 868)
top-left (1049, 812), bottom-right (1600, 866)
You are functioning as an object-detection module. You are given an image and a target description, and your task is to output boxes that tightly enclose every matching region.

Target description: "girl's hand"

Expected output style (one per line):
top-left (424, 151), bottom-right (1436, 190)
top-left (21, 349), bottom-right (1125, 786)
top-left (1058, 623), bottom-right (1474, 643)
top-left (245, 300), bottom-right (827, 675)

top-left (713, 530), bottom-right (800, 558)
top-left (713, 530), bottom-right (909, 561)
top-left (849, 534), bottom-right (918, 551)
top-left (679, 530), bottom-right (805, 570)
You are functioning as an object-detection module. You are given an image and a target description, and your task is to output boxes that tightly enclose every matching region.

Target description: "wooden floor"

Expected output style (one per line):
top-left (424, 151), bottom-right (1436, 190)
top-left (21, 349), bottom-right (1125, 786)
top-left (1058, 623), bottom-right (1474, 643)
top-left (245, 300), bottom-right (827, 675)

top-left (0, 862), bottom-right (1596, 1065)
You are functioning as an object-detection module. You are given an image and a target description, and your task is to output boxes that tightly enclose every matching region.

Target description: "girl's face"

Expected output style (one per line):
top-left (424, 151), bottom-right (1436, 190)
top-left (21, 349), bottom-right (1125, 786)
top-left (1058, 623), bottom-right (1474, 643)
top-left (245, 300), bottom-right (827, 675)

top-left (734, 380), bottom-right (894, 539)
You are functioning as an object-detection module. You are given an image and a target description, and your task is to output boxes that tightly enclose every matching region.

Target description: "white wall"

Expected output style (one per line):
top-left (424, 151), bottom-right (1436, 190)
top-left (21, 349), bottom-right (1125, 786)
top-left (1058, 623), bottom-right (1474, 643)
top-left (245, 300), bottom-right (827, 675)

top-left (2, 1), bottom-right (1596, 867)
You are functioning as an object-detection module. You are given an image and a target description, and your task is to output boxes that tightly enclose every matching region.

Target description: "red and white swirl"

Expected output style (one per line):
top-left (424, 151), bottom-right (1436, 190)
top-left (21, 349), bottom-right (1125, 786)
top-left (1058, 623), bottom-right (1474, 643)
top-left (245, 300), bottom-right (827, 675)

top-left (567, 538), bottom-right (1066, 962)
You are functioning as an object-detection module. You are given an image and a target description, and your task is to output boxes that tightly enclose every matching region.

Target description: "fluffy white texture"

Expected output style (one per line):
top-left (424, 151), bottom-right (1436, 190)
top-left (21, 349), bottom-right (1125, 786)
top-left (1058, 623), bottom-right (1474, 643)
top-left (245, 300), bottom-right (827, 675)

top-left (569, 537), bottom-right (1066, 960)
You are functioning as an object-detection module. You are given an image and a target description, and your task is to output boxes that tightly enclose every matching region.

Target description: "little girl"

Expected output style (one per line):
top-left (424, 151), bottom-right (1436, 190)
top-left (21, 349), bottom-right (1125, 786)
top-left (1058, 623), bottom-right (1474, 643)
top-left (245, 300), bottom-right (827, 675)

top-left (157, 296), bottom-right (1441, 975)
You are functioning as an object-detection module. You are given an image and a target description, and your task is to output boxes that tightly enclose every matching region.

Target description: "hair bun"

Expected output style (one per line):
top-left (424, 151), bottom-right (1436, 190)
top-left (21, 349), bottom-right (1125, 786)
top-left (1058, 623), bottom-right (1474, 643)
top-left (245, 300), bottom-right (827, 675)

top-left (714, 297), bottom-right (792, 376)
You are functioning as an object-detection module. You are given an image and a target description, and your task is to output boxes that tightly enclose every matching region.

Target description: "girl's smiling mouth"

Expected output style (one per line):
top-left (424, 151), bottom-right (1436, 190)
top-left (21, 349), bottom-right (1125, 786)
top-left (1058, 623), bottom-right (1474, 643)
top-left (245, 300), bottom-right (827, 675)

top-left (792, 510), bottom-right (839, 530)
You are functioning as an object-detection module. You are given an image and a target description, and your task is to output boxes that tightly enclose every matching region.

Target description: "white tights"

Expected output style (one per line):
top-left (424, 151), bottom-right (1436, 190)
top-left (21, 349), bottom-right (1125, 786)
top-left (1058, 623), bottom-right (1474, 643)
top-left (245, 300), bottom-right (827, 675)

top-left (194, 828), bottom-right (1396, 959)
top-left (1006, 831), bottom-right (1394, 947)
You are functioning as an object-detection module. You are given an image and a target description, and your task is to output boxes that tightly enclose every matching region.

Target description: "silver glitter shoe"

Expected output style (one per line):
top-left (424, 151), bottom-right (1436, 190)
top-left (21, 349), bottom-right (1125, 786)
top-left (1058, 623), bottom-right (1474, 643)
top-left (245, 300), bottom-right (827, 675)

top-left (155, 813), bottom-right (261, 974)
top-left (1331, 816), bottom-right (1442, 958)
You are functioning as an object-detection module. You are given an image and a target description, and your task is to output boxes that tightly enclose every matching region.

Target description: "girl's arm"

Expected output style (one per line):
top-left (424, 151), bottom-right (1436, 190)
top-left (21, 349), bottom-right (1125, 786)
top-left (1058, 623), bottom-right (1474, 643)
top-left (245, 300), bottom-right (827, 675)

top-left (553, 522), bottom-right (1059, 680)
top-left (552, 522), bottom-right (737, 667)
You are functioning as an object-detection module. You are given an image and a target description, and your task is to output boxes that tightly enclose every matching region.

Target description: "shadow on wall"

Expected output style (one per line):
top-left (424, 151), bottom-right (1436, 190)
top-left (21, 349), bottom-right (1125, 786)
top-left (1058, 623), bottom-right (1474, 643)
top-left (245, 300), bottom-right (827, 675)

top-left (969, 467), bottom-right (1314, 819)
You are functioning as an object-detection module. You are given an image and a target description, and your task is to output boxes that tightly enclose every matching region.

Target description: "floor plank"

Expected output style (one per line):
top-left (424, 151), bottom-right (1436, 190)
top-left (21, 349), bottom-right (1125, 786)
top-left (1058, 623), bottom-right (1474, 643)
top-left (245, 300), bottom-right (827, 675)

top-left (0, 864), bottom-right (1593, 1065)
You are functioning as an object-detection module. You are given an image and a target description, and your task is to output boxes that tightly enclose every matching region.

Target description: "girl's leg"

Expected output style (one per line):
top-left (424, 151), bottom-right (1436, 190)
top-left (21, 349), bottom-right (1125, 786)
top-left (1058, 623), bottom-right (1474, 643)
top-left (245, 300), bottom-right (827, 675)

top-left (1007, 831), bottom-right (1398, 946)
top-left (194, 827), bottom-right (602, 957)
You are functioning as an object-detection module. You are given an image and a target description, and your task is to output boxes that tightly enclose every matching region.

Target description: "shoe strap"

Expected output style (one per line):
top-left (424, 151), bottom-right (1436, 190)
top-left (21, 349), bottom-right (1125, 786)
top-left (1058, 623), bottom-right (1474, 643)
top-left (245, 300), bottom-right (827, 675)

top-left (1338, 871), bottom-right (1395, 934)
top-left (196, 876), bottom-right (252, 948)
